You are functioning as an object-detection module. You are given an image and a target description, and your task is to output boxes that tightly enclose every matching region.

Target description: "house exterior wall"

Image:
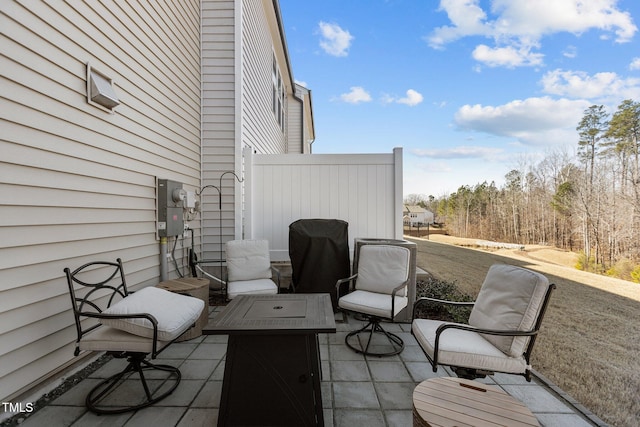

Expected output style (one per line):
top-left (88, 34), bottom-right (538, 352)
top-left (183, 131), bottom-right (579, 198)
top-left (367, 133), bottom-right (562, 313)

top-left (0, 0), bottom-right (201, 403)
top-left (287, 84), bottom-right (315, 154)
top-left (287, 95), bottom-right (303, 153)
top-left (201, 0), bottom-right (296, 260)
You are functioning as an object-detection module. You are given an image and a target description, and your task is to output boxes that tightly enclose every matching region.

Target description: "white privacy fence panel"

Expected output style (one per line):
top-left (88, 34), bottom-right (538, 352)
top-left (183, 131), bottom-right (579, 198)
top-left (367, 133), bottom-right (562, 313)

top-left (245, 147), bottom-right (403, 261)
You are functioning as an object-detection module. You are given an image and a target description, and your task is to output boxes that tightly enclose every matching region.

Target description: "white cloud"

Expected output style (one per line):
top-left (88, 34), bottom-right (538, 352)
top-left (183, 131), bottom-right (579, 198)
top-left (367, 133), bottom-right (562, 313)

top-left (380, 89), bottom-right (424, 106)
top-left (340, 86), bottom-right (372, 104)
top-left (397, 89), bottom-right (424, 106)
top-left (562, 45), bottom-right (577, 58)
top-left (412, 146), bottom-right (503, 159)
top-left (454, 97), bottom-right (591, 145)
top-left (428, 0), bottom-right (637, 67)
top-left (631, 57), bottom-right (640, 71)
top-left (541, 69), bottom-right (640, 100)
top-left (318, 22), bottom-right (353, 57)
top-left (472, 44), bottom-right (544, 68)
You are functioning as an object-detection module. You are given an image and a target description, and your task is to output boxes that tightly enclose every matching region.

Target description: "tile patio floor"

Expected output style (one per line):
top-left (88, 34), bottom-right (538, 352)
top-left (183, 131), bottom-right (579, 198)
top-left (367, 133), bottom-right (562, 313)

top-left (4, 306), bottom-right (606, 427)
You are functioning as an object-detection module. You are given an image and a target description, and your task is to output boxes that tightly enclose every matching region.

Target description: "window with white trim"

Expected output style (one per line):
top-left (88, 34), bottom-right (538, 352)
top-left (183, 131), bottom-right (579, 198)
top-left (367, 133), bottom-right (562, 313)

top-left (272, 53), bottom-right (285, 131)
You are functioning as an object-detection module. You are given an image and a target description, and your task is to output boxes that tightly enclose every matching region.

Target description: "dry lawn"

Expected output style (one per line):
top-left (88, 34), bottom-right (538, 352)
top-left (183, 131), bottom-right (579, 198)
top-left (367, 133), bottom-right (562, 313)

top-left (408, 235), bottom-right (640, 427)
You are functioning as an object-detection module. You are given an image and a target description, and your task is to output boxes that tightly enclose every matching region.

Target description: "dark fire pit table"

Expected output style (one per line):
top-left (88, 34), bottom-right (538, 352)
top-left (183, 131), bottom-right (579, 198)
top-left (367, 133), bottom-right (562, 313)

top-left (203, 293), bottom-right (336, 427)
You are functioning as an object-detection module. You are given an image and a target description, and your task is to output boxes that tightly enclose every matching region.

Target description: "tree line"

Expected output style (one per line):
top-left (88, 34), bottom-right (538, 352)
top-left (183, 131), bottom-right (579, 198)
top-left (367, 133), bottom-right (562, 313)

top-left (407, 99), bottom-right (640, 282)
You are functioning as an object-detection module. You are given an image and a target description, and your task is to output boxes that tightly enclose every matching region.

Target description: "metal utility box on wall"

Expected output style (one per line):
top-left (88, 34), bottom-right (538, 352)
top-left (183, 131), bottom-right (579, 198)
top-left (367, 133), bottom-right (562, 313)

top-left (157, 179), bottom-right (185, 237)
top-left (353, 238), bottom-right (417, 322)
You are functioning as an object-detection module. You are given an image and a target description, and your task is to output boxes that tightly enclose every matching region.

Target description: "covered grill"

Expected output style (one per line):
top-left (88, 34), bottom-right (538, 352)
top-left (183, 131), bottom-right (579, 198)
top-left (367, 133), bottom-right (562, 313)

top-left (288, 219), bottom-right (350, 309)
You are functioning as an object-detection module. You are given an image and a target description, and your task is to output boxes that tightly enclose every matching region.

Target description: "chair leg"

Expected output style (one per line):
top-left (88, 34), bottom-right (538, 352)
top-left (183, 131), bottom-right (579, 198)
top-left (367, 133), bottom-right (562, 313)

top-left (345, 318), bottom-right (404, 357)
top-left (86, 353), bottom-right (181, 415)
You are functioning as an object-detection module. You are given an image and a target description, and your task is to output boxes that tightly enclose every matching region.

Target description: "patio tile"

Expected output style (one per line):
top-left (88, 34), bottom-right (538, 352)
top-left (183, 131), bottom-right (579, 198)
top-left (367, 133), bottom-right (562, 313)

top-left (51, 378), bottom-right (102, 406)
top-left (385, 410), bottom-right (414, 427)
top-left (330, 361), bottom-right (371, 381)
top-left (367, 360), bottom-right (412, 382)
top-left (18, 406), bottom-right (85, 427)
top-left (395, 331), bottom-right (418, 345)
top-left (70, 410), bottom-right (132, 426)
top-left (319, 343), bottom-right (329, 360)
top-left (333, 409), bottom-right (385, 427)
top-left (154, 380), bottom-right (205, 406)
top-left (202, 335), bottom-right (228, 344)
top-left (535, 413), bottom-right (595, 427)
top-left (321, 359), bottom-right (331, 381)
top-left (328, 331), bottom-right (350, 344)
top-left (175, 408), bottom-right (218, 427)
top-left (156, 343), bottom-right (198, 360)
top-left (190, 381), bottom-right (222, 408)
top-left (187, 343), bottom-right (227, 360)
top-left (323, 409), bottom-right (334, 427)
top-left (332, 382), bottom-right (379, 409)
top-left (398, 345), bottom-right (428, 362)
top-left (329, 343), bottom-right (366, 361)
top-left (501, 384), bottom-right (575, 413)
top-left (210, 361), bottom-right (226, 381)
top-left (177, 359), bottom-right (220, 380)
top-left (123, 406), bottom-right (186, 426)
top-left (374, 382), bottom-right (416, 410)
top-left (405, 361), bottom-right (445, 382)
top-left (492, 371), bottom-right (534, 385)
top-left (321, 382), bottom-right (332, 408)
top-left (88, 358), bottom-right (128, 379)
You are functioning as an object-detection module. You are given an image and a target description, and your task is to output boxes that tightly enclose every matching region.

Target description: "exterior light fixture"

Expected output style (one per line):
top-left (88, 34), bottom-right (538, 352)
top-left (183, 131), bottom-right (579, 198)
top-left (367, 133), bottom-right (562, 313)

top-left (87, 63), bottom-right (120, 110)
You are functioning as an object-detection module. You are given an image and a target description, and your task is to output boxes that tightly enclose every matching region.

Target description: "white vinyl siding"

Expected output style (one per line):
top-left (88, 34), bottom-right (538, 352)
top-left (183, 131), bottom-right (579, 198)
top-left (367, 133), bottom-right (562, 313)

top-left (241, 0), bottom-right (287, 154)
top-left (201, 0), bottom-right (292, 260)
top-left (288, 94), bottom-right (303, 153)
top-left (201, 0), bottom-right (237, 260)
top-left (0, 0), bottom-right (200, 402)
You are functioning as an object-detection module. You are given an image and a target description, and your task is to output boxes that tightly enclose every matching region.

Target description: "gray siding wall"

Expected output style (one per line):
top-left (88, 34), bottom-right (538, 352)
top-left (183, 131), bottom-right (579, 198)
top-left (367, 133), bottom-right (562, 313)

top-left (201, 0), bottom-right (290, 260)
top-left (287, 95), bottom-right (303, 153)
top-left (201, 0), bottom-right (238, 259)
top-left (0, 0), bottom-right (201, 402)
top-left (241, 0), bottom-right (287, 154)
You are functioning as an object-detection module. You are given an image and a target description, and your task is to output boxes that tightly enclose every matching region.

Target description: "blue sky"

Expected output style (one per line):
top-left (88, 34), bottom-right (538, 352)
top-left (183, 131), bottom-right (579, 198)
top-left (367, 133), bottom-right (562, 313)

top-left (279, 0), bottom-right (640, 197)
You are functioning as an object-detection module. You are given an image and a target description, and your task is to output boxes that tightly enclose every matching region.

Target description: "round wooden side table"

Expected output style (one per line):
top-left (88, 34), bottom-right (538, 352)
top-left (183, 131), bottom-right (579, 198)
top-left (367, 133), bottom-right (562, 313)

top-left (413, 377), bottom-right (540, 427)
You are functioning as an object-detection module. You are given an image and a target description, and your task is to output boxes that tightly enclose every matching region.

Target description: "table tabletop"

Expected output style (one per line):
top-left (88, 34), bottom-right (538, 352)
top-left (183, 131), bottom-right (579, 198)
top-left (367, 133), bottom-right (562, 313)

top-left (203, 293), bottom-right (337, 335)
top-left (413, 377), bottom-right (540, 427)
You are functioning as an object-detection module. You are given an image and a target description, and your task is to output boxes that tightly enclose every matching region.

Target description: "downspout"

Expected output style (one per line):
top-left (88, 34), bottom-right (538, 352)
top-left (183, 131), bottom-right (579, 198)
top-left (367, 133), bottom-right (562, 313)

top-left (160, 236), bottom-right (168, 281)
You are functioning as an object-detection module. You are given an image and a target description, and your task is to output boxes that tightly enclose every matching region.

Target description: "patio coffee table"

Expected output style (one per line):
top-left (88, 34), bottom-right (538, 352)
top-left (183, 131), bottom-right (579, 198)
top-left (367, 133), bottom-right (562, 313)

top-left (412, 377), bottom-right (540, 427)
top-left (203, 293), bottom-right (336, 427)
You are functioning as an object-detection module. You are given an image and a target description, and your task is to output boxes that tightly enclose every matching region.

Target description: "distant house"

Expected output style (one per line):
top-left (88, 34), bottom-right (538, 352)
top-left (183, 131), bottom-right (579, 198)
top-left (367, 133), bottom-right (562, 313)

top-left (403, 205), bottom-right (434, 226)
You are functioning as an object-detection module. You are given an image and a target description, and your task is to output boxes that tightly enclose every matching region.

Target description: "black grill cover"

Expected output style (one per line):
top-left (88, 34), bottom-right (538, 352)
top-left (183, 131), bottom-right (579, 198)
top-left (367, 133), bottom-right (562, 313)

top-left (289, 219), bottom-right (350, 309)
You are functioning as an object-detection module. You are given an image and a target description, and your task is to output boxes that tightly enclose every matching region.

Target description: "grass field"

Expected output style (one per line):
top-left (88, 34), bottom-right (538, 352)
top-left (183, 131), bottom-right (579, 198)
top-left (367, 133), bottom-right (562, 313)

top-left (408, 235), bottom-right (640, 427)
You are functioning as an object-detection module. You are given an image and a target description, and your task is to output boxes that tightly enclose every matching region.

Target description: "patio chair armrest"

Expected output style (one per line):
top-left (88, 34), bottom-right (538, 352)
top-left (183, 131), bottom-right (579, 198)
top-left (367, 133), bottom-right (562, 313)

top-left (435, 322), bottom-right (537, 339)
top-left (81, 311), bottom-right (161, 356)
top-left (431, 322), bottom-right (538, 365)
top-left (390, 279), bottom-right (410, 320)
top-left (336, 273), bottom-right (358, 301)
top-left (270, 265), bottom-right (284, 291)
top-left (412, 297), bottom-right (475, 319)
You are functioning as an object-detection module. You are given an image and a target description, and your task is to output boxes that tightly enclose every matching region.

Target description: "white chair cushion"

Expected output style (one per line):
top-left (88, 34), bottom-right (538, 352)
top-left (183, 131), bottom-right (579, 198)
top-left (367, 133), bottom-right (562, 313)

top-left (338, 289), bottom-right (408, 319)
top-left (79, 325), bottom-right (168, 354)
top-left (226, 239), bottom-right (272, 282)
top-left (227, 278), bottom-right (278, 299)
top-left (412, 318), bottom-right (528, 374)
top-left (101, 286), bottom-right (204, 342)
top-left (357, 245), bottom-right (410, 296)
top-left (468, 264), bottom-right (549, 357)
